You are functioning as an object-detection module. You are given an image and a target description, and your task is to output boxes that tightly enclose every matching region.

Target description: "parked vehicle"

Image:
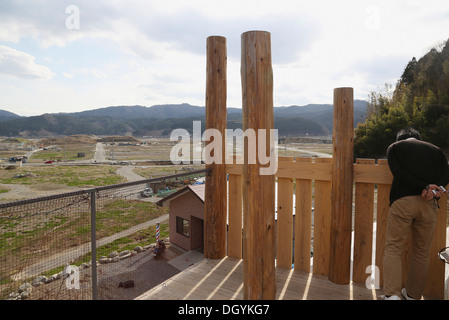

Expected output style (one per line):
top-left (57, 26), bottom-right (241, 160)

top-left (140, 187), bottom-right (153, 198)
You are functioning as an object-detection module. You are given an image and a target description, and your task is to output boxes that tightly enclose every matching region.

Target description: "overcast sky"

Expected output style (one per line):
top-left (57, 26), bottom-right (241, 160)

top-left (1, 0), bottom-right (449, 116)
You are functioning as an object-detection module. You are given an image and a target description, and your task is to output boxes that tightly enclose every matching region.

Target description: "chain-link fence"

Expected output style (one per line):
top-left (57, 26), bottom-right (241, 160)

top-left (0, 169), bottom-right (207, 300)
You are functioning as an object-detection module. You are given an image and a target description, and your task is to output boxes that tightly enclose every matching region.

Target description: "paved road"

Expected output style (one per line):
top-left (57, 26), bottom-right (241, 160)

top-left (116, 166), bottom-right (145, 182)
top-left (284, 146), bottom-right (332, 158)
top-left (94, 142), bottom-right (106, 162)
top-left (24, 148), bottom-right (43, 159)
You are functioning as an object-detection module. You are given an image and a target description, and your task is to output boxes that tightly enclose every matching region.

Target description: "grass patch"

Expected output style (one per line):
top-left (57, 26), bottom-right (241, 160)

top-left (30, 144), bottom-right (95, 162)
top-left (72, 223), bottom-right (169, 267)
top-left (95, 199), bottom-right (167, 238)
top-left (0, 165), bottom-right (126, 187)
top-left (134, 164), bottom-right (205, 179)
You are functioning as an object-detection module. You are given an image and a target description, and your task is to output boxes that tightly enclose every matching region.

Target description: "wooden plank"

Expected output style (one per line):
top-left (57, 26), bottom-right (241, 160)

top-left (375, 159), bottom-right (391, 287)
top-left (294, 157), bottom-right (313, 273)
top-left (228, 174), bottom-right (243, 259)
top-left (241, 30), bottom-right (276, 300)
top-left (228, 159), bottom-right (332, 181)
top-left (226, 163), bottom-right (243, 175)
top-left (312, 157), bottom-right (332, 277)
top-left (137, 258), bottom-right (380, 300)
top-left (423, 191), bottom-right (447, 299)
top-left (275, 160), bottom-right (332, 181)
top-left (204, 35), bottom-right (227, 259)
top-left (353, 159), bottom-right (375, 284)
top-left (329, 87), bottom-right (354, 285)
top-left (276, 157), bottom-right (294, 269)
top-left (230, 160), bottom-right (393, 185)
top-left (353, 163), bottom-right (393, 184)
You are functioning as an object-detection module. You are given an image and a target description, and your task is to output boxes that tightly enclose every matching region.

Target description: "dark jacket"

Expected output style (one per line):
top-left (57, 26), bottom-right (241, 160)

top-left (387, 138), bottom-right (449, 205)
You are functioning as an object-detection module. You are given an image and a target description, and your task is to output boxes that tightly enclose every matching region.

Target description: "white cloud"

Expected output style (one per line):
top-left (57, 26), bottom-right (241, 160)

top-left (0, 45), bottom-right (54, 79)
top-left (62, 72), bottom-right (73, 79)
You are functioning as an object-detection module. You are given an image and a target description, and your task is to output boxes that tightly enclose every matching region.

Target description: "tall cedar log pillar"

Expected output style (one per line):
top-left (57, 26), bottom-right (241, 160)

top-left (204, 36), bottom-right (227, 259)
top-left (241, 31), bottom-right (276, 299)
top-left (328, 87), bottom-right (354, 284)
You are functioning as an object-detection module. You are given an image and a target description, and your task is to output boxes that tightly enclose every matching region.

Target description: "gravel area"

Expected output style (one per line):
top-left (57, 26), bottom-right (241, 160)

top-left (97, 247), bottom-right (182, 300)
top-left (24, 245), bottom-right (184, 300)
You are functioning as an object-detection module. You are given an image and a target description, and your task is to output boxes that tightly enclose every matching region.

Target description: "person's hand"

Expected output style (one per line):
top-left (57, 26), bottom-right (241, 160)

top-left (422, 184), bottom-right (444, 200)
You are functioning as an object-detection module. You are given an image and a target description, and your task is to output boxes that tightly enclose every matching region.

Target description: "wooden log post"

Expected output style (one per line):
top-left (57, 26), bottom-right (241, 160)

top-left (241, 30), bottom-right (276, 299)
top-left (204, 36), bottom-right (227, 259)
top-left (328, 87), bottom-right (354, 284)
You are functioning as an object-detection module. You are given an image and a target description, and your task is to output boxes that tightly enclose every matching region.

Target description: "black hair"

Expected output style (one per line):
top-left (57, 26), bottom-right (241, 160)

top-left (396, 128), bottom-right (422, 141)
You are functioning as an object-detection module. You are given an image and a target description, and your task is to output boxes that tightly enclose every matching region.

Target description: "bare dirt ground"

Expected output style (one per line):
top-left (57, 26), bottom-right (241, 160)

top-left (0, 163), bottom-right (142, 202)
top-left (96, 246), bottom-right (182, 300)
top-left (0, 182), bottom-right (79, 203)
top-left (26, 245), bottom-right (184, 300)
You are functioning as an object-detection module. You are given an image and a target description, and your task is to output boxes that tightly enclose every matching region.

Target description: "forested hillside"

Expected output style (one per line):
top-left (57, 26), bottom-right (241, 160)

top-left (354, 39), bottom-right (449, 158)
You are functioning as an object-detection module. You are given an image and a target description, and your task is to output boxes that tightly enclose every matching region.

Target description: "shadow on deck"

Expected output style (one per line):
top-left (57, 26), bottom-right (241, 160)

top-left (136, 257), bottom-right (381, 300)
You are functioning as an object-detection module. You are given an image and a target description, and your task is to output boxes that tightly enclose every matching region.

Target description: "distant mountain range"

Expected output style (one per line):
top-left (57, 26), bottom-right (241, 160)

top-left (0, 100), bottom-right (367, 138)
top-left (0, 109), bottom-right (22, 122)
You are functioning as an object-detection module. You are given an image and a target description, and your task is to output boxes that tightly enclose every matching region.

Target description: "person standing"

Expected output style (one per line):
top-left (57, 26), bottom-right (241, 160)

top-left (383, 128), bottom-right (449, 300)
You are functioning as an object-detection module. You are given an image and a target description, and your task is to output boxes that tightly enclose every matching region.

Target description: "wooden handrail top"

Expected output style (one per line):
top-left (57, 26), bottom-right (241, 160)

top-left (226, 157), bottom-right (393, 185)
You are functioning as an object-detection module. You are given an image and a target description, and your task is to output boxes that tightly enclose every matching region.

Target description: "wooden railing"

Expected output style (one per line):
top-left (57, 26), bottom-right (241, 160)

top-left (225, 156), bottom-right (447, 299)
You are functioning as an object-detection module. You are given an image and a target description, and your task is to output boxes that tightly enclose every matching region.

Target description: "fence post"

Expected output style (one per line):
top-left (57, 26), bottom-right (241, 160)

top-left (241, 30), bottom-right (276, 299)
top-left (90, 190), bottom-right (98, 300)
top-left (204, 35), bottom-right (227, 259)
top-left (328, 87), bottom-right (354, 285)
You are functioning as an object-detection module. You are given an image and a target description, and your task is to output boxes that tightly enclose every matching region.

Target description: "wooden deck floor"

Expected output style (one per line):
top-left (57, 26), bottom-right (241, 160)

top-left (136, 257), bottom-right (381, 300)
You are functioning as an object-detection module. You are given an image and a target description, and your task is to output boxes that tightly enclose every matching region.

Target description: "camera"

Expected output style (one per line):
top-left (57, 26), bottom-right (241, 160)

top-left (438, 246), bottom-right (449, 264)
top-left (432, 185), bottom-right (446, 195)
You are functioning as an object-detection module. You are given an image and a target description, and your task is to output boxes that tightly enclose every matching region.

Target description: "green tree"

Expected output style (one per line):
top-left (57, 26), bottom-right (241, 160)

top-left (355, 39), bottom-right (449, 158)
top-left (354, 104), bottom-right (409, 159)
